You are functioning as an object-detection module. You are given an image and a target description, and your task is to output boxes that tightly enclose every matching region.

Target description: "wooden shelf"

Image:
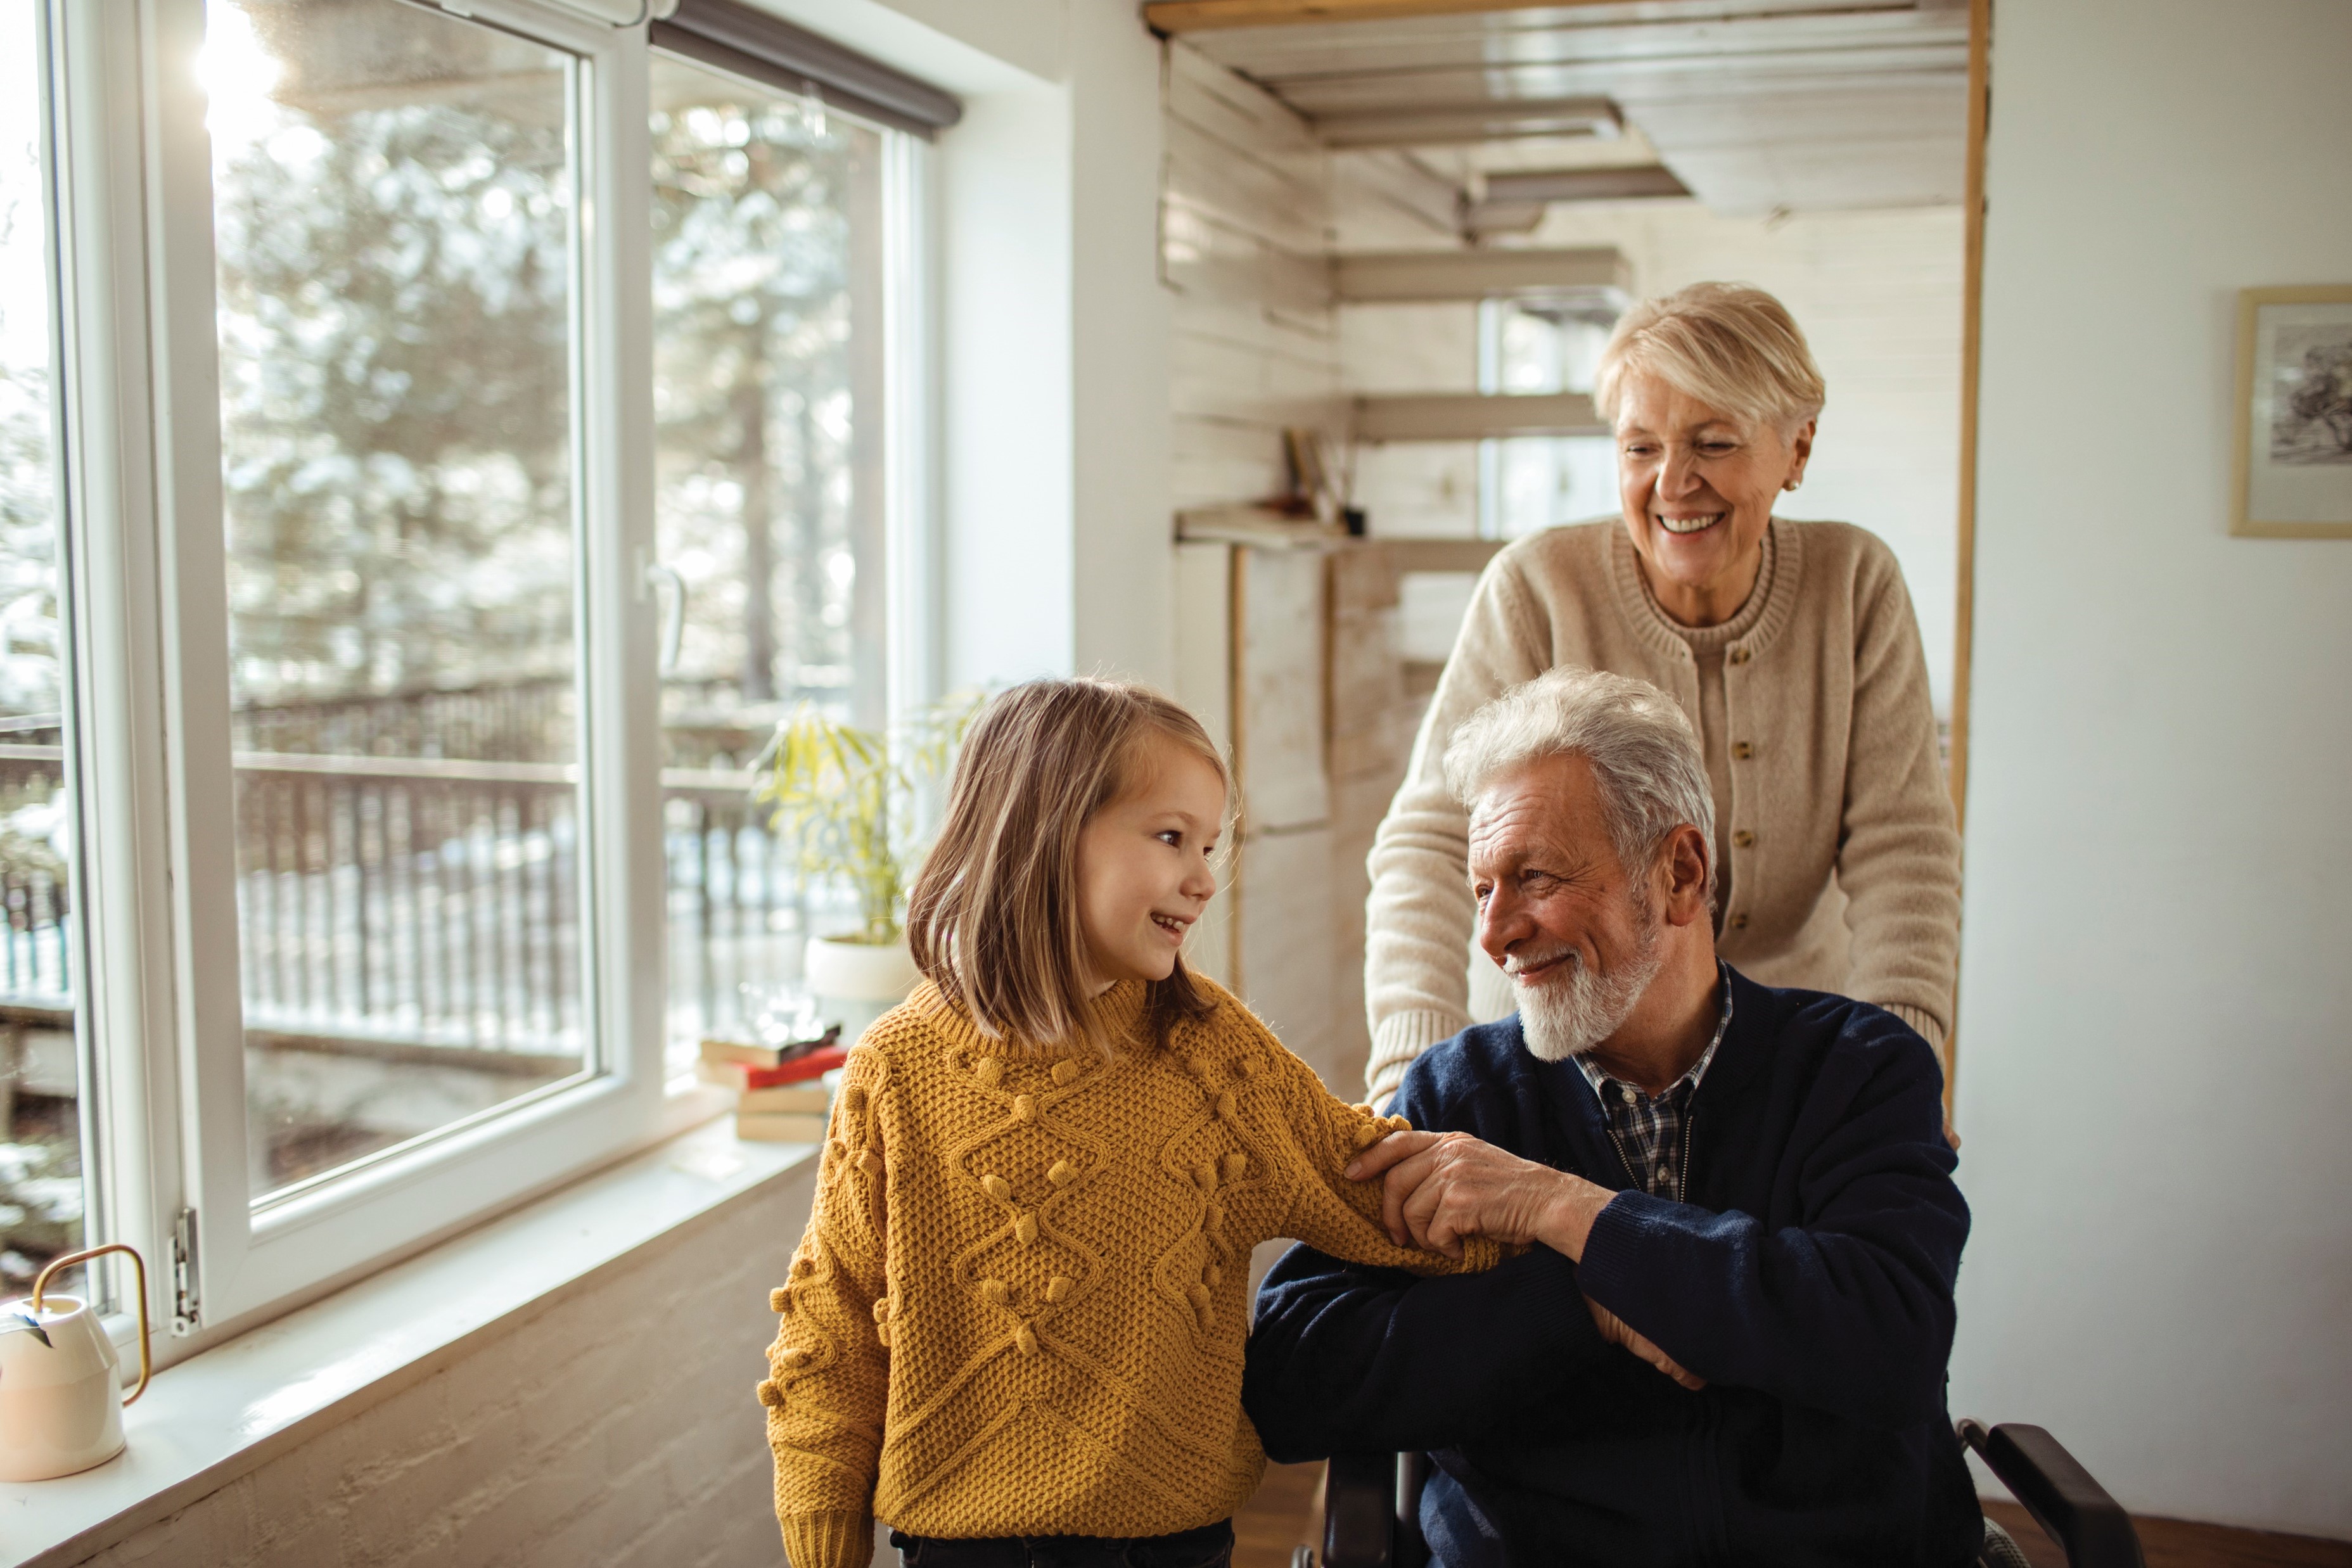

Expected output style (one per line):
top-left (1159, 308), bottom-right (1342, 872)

top-left (1333, 246), bottom-right (1630, 303)
top-left (1383, 537), bottom-right (1505, 574)
top-left (1353, 391), bottom-right (1604, 443)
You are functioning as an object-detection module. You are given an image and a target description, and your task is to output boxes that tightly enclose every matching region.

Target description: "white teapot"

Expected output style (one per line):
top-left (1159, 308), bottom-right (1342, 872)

top-left (0, 1244), bottom-right (153, 1482)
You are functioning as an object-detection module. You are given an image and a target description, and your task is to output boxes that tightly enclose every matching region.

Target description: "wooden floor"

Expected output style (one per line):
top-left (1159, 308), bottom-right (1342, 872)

top-left (1236, 1465), bottom-right (2352, 1568)
top-left (1233, 1462), bottom-right (1322, 1568)
top-left (1986, 1501), bottom-right (2352, 1568)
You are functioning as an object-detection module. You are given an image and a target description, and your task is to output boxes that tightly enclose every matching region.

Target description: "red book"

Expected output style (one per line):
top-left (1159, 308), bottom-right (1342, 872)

top-left (700, 1043), bottom-right (848, 1092)
top-left (700, 1023), bottom-right (840, 1070)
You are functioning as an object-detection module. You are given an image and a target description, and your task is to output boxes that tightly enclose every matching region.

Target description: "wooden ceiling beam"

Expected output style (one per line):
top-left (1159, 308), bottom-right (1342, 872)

top-left (1314, 94), bottom-right (1621, 147)
top-left (1144, 0), bottom-right (1632, 36)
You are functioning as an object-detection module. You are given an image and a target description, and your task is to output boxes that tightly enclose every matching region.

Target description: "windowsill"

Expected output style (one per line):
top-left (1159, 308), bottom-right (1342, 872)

top-left (1, 1108), bottom-right (819, 1568)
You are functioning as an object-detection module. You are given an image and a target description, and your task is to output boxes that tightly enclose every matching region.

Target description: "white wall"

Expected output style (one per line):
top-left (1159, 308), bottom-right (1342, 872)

top-left (1068, 3), bottom-right (1176, 685)
top-left (938, 79), bottom-right (1079, 687)
top-left (778, 0), bottom-right (1175, 693)
top-left (1949, 0), bottom-right (2352, 1539)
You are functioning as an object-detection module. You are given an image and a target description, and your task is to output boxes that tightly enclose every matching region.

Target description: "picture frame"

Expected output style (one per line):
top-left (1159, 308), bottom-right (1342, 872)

top-left (2232, 284), bottom-right (2352, 537)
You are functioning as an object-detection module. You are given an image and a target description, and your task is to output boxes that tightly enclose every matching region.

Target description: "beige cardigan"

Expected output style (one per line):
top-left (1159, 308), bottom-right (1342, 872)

top-left (1364, 518), bottom-right (1961, 1100)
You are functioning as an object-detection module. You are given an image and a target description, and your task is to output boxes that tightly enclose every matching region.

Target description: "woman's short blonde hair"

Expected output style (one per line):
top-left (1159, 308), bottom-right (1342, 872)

top-left (905, 677), bottom-right (1228, 1054)
top-left (1592, 282), bottom-right (1826, 433)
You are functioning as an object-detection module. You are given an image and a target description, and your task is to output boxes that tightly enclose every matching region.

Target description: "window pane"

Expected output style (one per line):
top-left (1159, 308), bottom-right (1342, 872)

top-left (1481, 300), bottom-right (1618, 539)
top-left (205, 0), bottom-right (586, 1198)
top-left (648, 57), bottom-right (886, 1065)
top-left (0, 0), bottom-right (89, 1294)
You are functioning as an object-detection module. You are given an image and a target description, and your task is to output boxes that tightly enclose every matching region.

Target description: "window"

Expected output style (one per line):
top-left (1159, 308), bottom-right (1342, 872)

top-left (15, 0), bottom-right (943, 1350)
top-left (648, 53), bottom-right (889, 1064)
top-left (0, 0), bottom-right (87, 1300)
top-left (1399, 297), bottom-right (1622, 664)
top-left (1478, 297), bottom-right (1620, 540)
top-left (208, 0), bottom-right (591, 1200)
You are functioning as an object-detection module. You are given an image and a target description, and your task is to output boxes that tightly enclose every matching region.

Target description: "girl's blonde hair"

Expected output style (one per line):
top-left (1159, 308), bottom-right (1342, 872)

top-left (1592, 281), bottom-right (1826, 433)
top-left (905, 677), bottom-right (1229, 1054)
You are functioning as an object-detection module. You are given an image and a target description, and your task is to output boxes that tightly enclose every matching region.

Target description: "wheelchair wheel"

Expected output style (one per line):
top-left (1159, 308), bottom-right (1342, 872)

top-left (1980, 1515), bottom-right (2036, 1568)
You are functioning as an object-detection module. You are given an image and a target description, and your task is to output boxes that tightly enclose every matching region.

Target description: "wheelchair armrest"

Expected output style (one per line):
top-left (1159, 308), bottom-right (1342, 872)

top-left (1322, 1452), bottom-right (1397, 1568)
top-left (1321, 1452), bottom-right (1431, 1568)
top-left (1959, 1420), bottom-right (2145, 1568)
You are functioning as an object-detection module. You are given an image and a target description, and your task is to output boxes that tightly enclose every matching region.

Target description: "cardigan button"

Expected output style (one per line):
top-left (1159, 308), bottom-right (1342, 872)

top-left (1729, 912), bottom-right (1750, 930)
top-left (1731, 741), bottom-right (1754, 760)
top-left (1733, 829), bottom-right (1756, 848)
top-left (1729, 647), bottom-right (1752, 665)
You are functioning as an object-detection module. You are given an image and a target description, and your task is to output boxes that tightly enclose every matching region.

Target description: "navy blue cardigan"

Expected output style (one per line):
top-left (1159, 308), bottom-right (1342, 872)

top-left (1243, 969), bottom-right (1982, 1568)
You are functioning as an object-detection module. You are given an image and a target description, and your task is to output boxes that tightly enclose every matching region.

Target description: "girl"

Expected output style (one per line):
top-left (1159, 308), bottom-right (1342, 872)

top-left (758, 678), bottom-right (1495, 1568)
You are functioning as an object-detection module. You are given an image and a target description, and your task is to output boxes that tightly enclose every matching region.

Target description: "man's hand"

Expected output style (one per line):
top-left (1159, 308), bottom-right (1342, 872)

top-left (1346, 1129), bottom-right (1616, 1262)
top-left (1587, 1298), bottom-right (1706, 1391)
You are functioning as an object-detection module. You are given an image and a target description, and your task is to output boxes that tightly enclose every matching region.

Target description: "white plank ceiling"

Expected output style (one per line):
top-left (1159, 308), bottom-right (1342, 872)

top-left (1180, 0), bottom-right (1969, 218)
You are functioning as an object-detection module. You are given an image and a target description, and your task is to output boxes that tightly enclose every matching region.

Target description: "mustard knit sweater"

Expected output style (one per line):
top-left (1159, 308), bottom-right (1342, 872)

top-left (758, 976), bottom-right (1497, 1565)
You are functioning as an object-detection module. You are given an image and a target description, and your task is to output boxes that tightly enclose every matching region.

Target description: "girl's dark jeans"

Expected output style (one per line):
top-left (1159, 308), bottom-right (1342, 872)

top-left (888, 1519), bottom-right (1234, 1568)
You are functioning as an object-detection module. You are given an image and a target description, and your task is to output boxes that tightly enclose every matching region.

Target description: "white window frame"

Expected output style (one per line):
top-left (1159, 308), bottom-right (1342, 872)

top-left (32, 0), bottom-right (932, 1367)
top-left (44, 0), bottom-right (661, 1359)
top-left (881, 129), bottom-right (941, 725)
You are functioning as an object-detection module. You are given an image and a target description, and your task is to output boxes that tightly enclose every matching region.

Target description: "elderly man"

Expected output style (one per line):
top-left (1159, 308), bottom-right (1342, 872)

top-left (1243, 667), bottom-right (1981, 1567)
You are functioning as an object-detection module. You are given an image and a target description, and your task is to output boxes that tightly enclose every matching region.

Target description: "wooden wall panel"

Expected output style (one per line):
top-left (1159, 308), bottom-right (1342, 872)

top-left (1168, 39), bottom-right (1323, 162)
top-left (1235, 546), bottom-right (1330, 832)
top-left (1173, 542), bottom-right (1237, 990)
top-left (1161, 40), bottom-right (1343, 512)
top-left (1326, 543), bottom-right (1416, 1095)
top-left (1163, 45), bottom-right (1409, 1096)
top-left (1164, 140), bottom-right (1329, 257)
top-left (1232, 824), bottom-right (1339, 1087)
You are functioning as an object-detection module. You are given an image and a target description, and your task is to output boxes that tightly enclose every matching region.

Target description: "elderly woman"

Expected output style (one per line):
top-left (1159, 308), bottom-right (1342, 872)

top-left (1364, 281), bottom-right (1960, 1102)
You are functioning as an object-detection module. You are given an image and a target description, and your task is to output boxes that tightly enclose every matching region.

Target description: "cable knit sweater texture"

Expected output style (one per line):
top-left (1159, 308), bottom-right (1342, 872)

top-left (1365, 517), bottom-right (1962, 1100)
top-left (759, 976), bottom-right (1497, 1567)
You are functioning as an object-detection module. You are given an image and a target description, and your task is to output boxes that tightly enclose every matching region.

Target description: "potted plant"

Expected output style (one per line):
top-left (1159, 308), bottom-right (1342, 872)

top-left (751, 698), bottom-right (973, 1024)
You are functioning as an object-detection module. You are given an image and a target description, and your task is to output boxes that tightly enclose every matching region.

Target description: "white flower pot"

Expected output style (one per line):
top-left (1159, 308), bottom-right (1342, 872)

top-left (804, 934), bottom-right (917, 1045)
top-left (803, 935), bottom-right (919, 1003)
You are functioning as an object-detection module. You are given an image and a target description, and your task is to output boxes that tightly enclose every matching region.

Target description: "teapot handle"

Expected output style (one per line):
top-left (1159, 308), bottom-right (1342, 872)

top-left (32, 1243), bottom-right (152, 1406)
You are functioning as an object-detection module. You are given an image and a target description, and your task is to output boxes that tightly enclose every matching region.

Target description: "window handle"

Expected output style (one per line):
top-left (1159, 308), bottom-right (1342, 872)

top-left (644, 562), bottom-right (686, 675)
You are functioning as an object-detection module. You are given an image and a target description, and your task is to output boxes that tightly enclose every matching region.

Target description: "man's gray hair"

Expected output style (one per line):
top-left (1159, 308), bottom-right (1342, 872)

top-left (1441, 666), bottom-right (1716, 898)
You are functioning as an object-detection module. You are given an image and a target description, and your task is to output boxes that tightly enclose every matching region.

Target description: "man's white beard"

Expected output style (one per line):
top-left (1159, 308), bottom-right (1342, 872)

top-left (1509, 896), bottom-right (1665, 1062)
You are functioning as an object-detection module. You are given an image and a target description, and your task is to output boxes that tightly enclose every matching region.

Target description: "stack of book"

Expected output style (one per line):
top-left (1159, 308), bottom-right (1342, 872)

top-left (699, 1024), bottom-right (846, 1143)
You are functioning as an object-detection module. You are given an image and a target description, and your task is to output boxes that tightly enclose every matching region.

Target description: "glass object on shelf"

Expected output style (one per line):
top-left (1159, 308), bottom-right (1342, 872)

top-left (738, 981), bottom-right (826, 1052)
top-left (0, 0), bottom-right (89, 1296)
top-left (648, 54), bottom-right (886, 1071)
top-left (204, 0), bottom-right (587, 1198)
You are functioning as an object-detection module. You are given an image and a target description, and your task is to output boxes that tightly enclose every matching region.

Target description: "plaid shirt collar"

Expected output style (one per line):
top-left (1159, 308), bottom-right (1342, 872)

top-left (1573, 964), bottom-right (1734, 1200)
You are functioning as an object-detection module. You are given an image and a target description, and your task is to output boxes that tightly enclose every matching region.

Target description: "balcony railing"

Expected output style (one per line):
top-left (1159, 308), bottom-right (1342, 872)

top-left (0, 725), bottom-right (803, 1068)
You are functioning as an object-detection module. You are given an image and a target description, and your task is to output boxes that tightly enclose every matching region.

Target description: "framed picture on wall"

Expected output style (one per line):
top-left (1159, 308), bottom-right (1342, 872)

top-left (2233, 285), bottom-right (2352, 537)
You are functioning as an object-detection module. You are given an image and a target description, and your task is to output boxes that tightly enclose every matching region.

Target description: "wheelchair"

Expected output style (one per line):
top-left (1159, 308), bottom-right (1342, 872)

top-left (1303, 1418), bottom-right (2144, 1568)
